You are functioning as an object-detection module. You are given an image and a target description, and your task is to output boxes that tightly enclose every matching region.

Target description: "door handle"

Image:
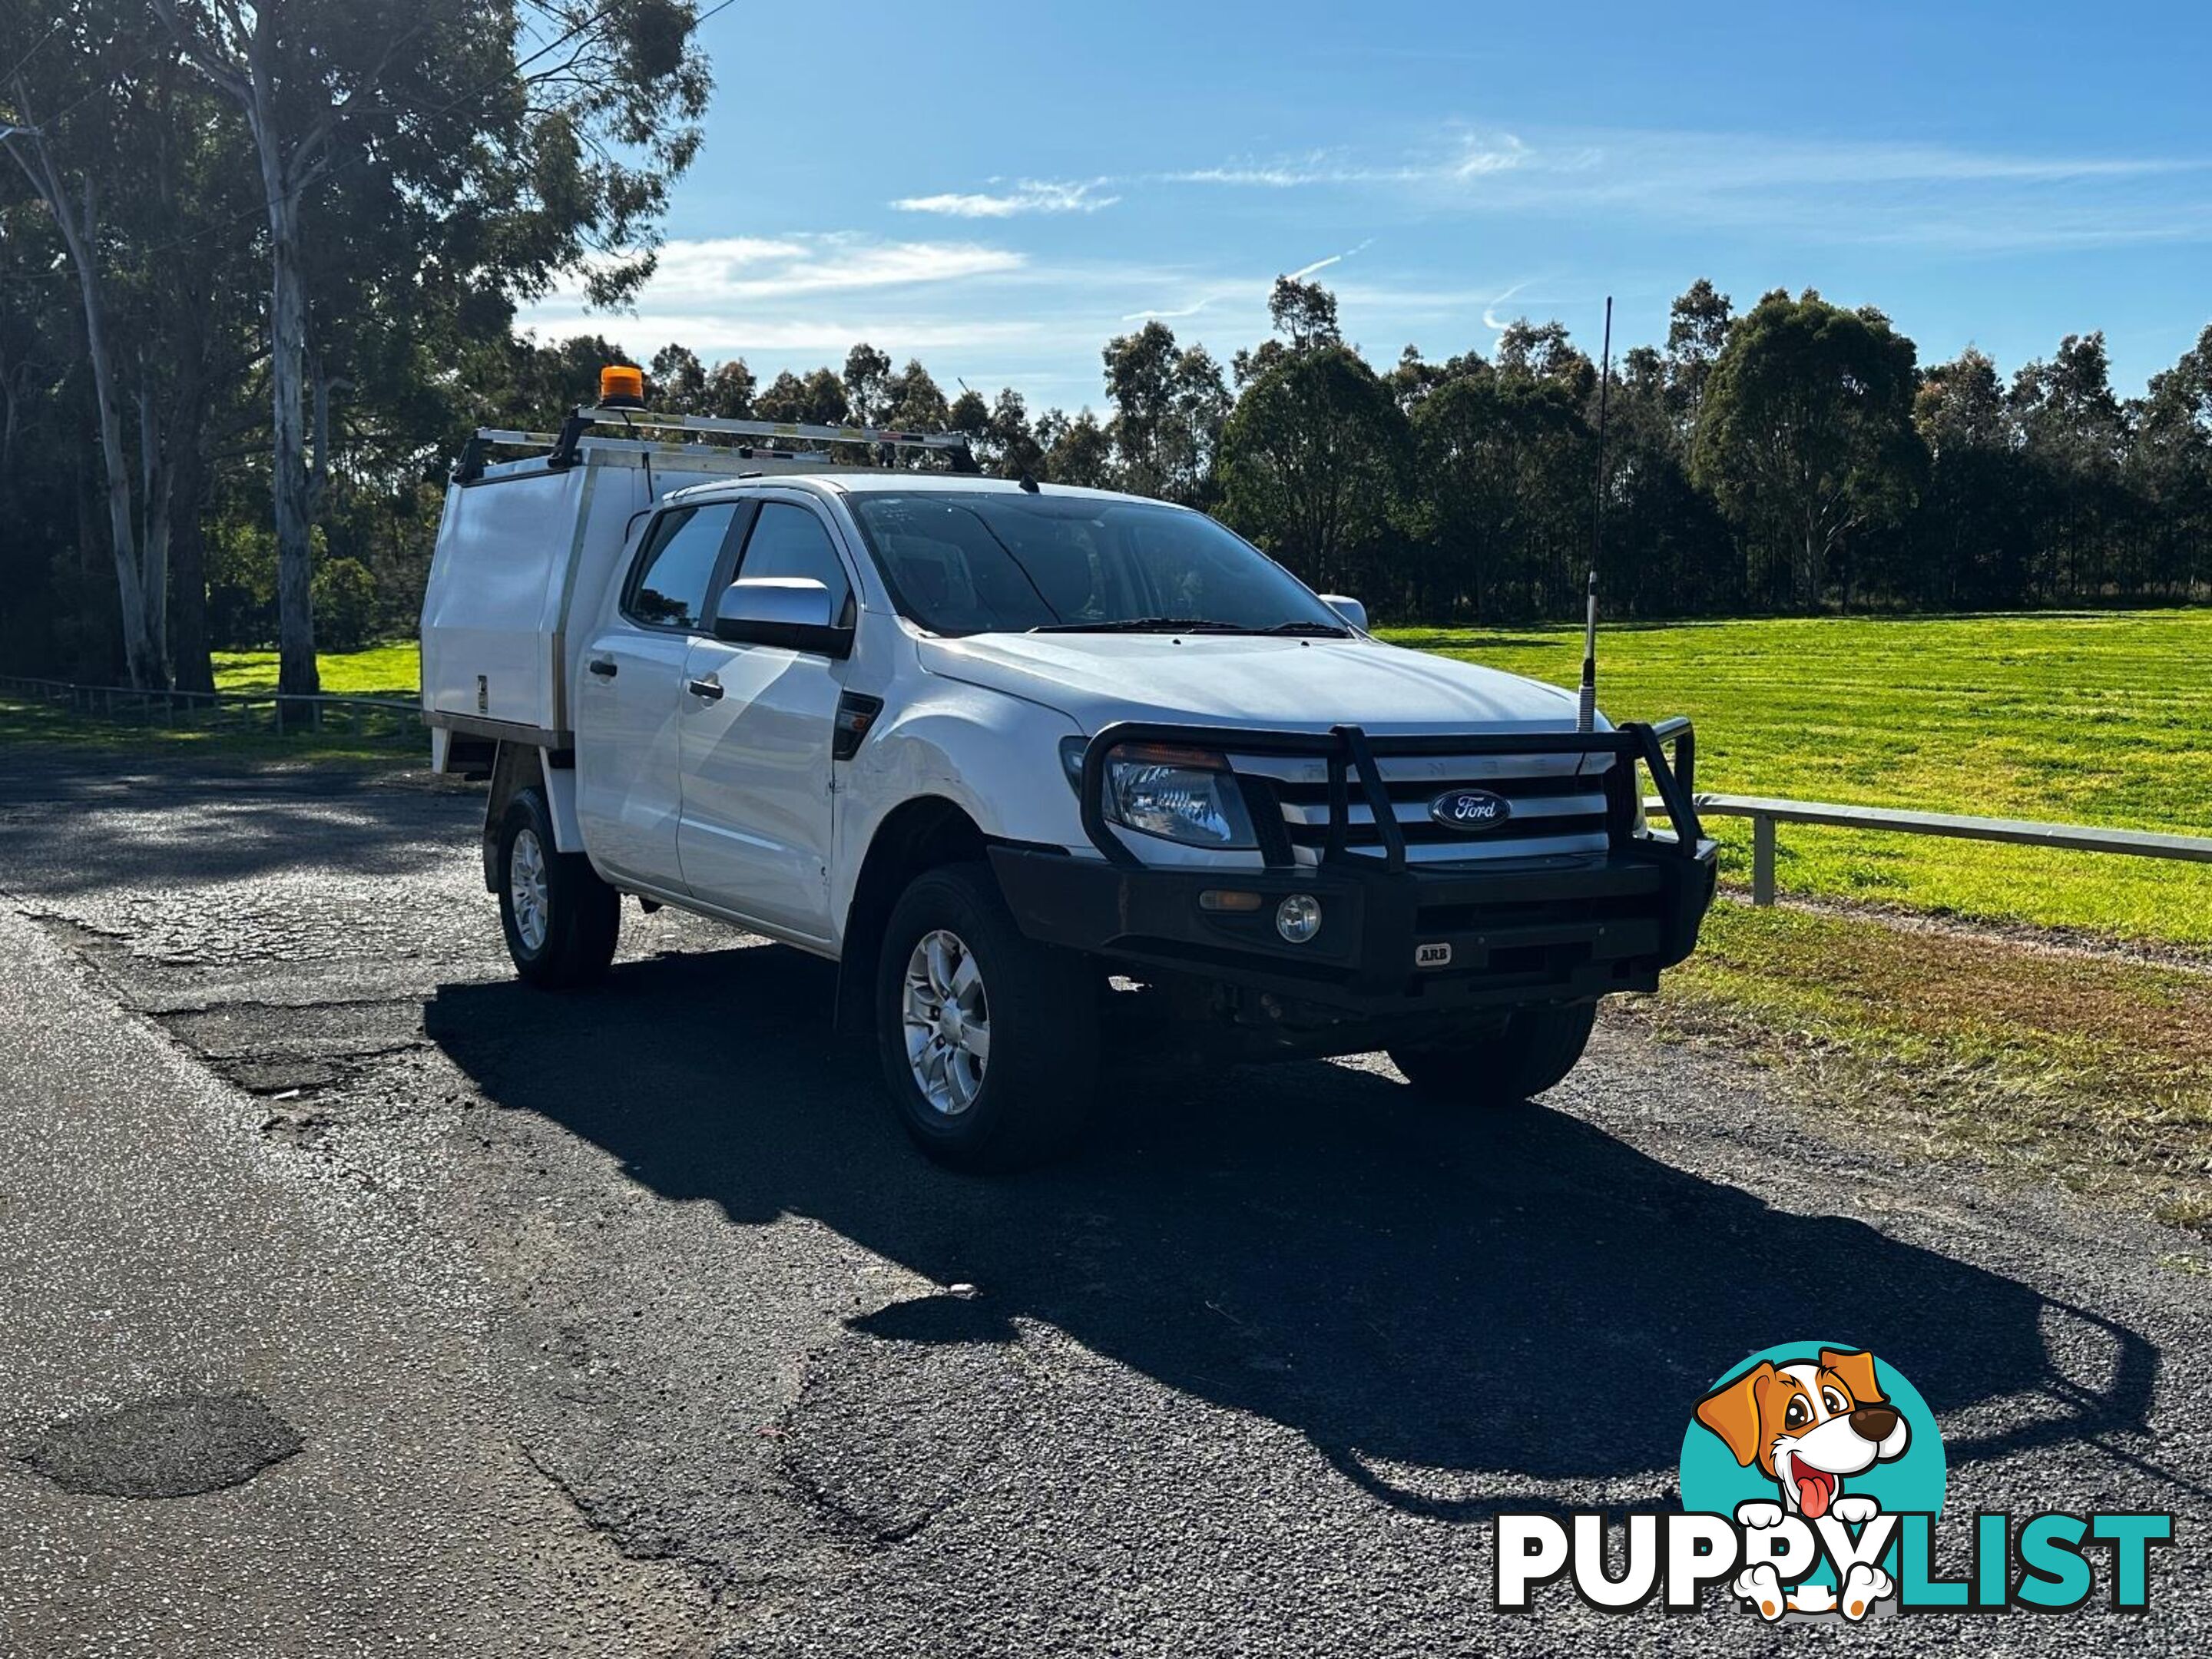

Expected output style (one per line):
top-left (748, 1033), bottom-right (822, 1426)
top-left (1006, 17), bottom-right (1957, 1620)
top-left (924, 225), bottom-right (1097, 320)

top-left (588, 658), bottom-right (618, 678)
top-left (686, 676), bottom-right (724, 701)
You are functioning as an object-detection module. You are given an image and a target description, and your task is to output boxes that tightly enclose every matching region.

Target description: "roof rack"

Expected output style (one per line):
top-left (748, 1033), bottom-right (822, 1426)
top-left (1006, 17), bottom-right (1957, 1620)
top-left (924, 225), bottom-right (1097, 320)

top-left (575, 407), bottom-right (975, 453)
top-left (455, 405), bottom-right (978, 483)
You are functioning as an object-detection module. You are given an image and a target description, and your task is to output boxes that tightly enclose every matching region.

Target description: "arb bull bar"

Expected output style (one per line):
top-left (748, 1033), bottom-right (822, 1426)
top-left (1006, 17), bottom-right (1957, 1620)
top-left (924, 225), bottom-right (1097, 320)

top-left (988, 718), bottom-right (1718, 1016)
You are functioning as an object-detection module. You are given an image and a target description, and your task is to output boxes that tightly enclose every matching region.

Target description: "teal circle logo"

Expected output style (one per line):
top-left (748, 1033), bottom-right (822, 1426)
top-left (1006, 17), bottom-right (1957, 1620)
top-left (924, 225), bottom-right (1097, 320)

top-left (1680, 1343), bottom-right (1945, 1612)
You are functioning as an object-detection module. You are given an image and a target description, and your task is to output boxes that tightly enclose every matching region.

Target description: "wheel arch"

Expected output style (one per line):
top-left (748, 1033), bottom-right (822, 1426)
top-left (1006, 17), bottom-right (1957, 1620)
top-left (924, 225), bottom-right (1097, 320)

top-left (480, 743), bottom-right (582, 889)
top-left (834, 795), bottom-right (991, 1040)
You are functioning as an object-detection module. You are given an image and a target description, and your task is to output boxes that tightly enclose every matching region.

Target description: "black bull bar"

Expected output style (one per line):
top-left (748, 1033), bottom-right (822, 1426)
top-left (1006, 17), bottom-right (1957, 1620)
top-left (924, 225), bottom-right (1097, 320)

top-left (983, 716), bottom-right (1716, 1018)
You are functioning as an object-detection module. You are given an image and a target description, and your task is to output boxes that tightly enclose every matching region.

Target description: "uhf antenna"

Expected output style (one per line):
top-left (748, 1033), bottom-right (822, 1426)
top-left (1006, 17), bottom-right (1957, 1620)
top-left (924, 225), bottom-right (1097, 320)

top-left (1578, 294), bottom-right (1613, 733)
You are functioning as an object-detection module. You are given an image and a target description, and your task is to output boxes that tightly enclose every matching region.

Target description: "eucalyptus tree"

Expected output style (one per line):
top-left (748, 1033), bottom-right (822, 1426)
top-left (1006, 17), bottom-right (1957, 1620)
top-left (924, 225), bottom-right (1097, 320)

top-left (1218, 343), bottom-right (1405, 597)
top-left (1664, 277), bottom-right (1734, 439)
top-left (2131, 326), bottom-right (2212, 598)
top-left (1036, 407), bottom-right (1111, 487)
top-left (1912, 348), bottom-right (2031, 606)
top-left (2008, 333), bottom-right (2132, 600)
top-left (2, 3), bottom-right (260, 687)
top-left (1101, 320), bottom-right (1230, 506)
top-left (154, 0), bottom-right (711, 699)
top-left (754, 366), bottom-right (848, 426)
top-left (1691, 289), bottom-right (1923, 611)
top-left (841, 343), bottom-right (893, 425)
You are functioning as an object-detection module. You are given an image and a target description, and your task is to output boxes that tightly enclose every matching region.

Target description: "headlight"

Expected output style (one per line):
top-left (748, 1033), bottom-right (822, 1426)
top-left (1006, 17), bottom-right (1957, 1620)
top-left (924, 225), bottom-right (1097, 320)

top-left (1059, 737), bottom-right (1257, 849)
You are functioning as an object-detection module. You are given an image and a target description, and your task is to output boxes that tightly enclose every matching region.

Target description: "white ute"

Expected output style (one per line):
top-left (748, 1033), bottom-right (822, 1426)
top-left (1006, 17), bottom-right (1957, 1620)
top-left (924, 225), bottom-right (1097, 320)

top-left (422, 384), bottom-right (1717, 1169)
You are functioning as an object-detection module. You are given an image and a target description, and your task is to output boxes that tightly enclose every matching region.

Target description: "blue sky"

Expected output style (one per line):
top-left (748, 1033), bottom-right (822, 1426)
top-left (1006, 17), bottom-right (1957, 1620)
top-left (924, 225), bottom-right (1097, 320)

top-left (519, 0), bottom-right (2212, 408)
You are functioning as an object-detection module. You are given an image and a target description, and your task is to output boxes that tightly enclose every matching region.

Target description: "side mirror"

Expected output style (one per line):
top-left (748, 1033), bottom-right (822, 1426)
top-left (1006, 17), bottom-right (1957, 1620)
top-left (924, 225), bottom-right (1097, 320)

top-left (1320, 594), bottom-right (1368, 632)
top-left (714, 577), bottom-right (852, 657)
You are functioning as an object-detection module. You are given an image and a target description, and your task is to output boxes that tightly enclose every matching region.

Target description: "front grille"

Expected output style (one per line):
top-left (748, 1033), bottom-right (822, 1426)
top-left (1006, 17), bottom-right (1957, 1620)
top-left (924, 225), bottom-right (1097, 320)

top-left (1230, 749), bottom-right (1617, 866)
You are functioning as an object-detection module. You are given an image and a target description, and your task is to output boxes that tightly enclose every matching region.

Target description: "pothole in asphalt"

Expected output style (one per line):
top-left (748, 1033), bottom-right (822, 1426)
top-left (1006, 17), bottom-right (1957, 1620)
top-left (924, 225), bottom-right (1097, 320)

top-left (260, 1106), bottom-right (334, 1147)
top-left (18, 1392), bottom-right (304, 1497)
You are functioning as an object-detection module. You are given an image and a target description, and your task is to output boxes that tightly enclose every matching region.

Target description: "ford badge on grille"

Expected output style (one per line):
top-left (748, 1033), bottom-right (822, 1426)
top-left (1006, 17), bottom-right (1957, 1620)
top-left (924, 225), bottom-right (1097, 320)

top-left (1429, 787), bottom-right (1512, 833)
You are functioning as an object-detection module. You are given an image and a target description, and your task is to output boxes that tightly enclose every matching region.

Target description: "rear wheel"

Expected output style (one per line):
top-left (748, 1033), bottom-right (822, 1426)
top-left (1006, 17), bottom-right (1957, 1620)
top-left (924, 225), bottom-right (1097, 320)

top-left (497, 786), bottom-right (620, 988)
top-left (1388, 1002), bottom-right (1597, 1105)
top-left (875, 862), bottom-right (1098, 1171)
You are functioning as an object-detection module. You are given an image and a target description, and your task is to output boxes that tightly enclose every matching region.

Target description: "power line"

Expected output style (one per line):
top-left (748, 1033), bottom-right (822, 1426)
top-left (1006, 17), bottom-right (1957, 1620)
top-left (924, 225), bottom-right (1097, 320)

top-left (0, 12), bottom-right (68, 89)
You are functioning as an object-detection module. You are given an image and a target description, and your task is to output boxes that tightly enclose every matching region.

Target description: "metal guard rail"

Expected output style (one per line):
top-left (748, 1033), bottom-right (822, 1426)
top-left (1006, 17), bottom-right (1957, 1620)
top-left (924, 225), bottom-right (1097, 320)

top-left (1081, 719), bottom-right (1703, 873)
top-left (1643, 790), bottom-right (2212, 905)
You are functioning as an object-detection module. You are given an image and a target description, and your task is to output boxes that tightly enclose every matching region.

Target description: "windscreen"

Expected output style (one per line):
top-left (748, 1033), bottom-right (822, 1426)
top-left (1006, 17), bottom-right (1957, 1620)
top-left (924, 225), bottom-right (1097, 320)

top-left (843, 492), bottom-right (1349, 637)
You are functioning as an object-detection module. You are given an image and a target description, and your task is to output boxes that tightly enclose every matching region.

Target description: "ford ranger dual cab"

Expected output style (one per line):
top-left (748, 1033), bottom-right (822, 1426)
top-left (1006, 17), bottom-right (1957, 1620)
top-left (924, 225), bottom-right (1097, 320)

top-left (421, 402), bottom-right (1717, 1170)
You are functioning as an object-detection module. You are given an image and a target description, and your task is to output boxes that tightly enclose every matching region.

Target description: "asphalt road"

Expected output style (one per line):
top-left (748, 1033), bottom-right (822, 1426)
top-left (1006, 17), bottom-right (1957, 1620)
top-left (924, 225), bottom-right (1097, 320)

top-left (0, 748), bottom-right (2204, 1656)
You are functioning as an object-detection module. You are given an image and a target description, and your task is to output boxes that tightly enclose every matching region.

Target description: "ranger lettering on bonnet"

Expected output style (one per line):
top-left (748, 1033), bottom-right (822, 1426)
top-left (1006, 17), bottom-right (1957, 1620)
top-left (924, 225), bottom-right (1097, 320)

top-left (1694, 1347), bottom-right (1910, 1619)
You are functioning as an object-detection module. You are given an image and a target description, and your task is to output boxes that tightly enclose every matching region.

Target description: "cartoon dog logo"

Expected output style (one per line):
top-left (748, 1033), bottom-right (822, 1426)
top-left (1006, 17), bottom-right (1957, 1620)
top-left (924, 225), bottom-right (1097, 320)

top-left (1694, 1348), bottom-right (1911, 1619)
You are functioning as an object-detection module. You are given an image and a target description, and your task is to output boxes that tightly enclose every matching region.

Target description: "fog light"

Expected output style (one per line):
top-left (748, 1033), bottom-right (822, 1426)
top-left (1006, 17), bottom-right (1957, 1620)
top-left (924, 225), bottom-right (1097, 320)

top-left (1275, 893), bottom-right (1323, 943)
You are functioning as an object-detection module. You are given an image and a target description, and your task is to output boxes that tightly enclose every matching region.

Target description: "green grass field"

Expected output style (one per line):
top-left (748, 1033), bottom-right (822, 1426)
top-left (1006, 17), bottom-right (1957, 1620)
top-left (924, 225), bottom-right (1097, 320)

top-left (1389, 611), bottom-right (2212, 947)
top-left (210, 642), bottom-right (421, 697)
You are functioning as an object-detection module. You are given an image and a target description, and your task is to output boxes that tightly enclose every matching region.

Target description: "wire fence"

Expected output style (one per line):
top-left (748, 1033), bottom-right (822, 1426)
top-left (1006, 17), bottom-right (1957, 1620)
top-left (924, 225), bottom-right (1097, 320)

top-left (0, 674), bottom-right (419, 741)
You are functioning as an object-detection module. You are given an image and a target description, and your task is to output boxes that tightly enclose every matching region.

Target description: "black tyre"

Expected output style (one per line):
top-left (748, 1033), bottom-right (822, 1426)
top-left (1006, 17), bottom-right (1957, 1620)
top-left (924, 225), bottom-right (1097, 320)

top-left (496, 786), bottom-right (621, 989)
top-left (874, 862), bottom-right (1098, 1171)
top-left (1388, 1002), bottom-right (1598, 1105)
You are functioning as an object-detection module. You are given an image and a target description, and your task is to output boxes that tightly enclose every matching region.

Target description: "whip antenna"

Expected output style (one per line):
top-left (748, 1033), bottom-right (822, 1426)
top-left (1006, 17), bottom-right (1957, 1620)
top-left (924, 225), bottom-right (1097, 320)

top-left (1578, 295), bottom-right (1613, 733)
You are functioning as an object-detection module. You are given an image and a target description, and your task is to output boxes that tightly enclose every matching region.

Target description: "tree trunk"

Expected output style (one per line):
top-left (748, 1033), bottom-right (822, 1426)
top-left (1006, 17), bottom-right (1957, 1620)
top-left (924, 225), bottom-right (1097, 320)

top-left (137, 376), bottom-right (171, 670)
top-left (8, 137), bottom-right (164, 687)
top-left (168, 404), bottom-right (215, 695)
top-left (151, 1), bottom-right (325, 708)
top-left (266, 188), bottom-right (319, 707)
top-left (85, 316), bottom-right (157, 685)
top-left (231, 13), bottom-right (320, 713)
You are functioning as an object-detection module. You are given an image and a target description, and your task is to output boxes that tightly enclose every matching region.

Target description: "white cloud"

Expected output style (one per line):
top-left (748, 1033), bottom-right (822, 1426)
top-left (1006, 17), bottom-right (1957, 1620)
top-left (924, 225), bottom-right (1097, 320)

top-left (518, 232), bottom-right (1052, 363)
top-left (1164, 136), bottom-right (1528, 190)
top-left (1479, 280), bottom-right (1532, 333)
top-left (1158, 127), bottom-right (2210, 252)
top-left (1283, 238), bottom-right (1374, 283)
top-left (1121, 296), bottom-right (1218, 322)
top-left (892, 177), bottom-right (1120, 217)
top-left (538, 313), bottom-right (1044, 356)
top-left (515, 232), bottom-right (1247, 391)
top-left (633, 234), bottom-right (1028, 302)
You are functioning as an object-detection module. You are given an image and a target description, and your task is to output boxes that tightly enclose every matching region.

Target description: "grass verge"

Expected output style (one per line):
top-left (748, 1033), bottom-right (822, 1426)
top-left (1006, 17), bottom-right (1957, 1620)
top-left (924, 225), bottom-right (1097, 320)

top-left (1625, 899), bottom-right (2212, 1250)
top-left (0, 694), bottom-right (416, 764)
top-left (5, 643), bottom-right (424, 761)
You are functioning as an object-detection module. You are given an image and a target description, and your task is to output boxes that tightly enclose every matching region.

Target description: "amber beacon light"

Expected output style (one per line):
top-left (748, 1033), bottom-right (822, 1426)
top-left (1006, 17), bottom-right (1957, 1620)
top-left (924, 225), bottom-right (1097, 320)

top-left (598, 363), bottom-right (646, 408)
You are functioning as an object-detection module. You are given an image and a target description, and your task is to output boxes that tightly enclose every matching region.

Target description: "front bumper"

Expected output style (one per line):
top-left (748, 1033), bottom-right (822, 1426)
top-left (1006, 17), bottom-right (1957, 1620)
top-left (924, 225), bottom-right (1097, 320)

top-left (989, 717), bottom-right (1718, 1018)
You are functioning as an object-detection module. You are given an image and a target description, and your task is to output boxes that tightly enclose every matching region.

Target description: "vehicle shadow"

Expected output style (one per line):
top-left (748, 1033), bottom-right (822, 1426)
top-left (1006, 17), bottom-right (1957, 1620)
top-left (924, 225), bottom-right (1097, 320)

top-left (426, 940), bottom-right (2165, 1520)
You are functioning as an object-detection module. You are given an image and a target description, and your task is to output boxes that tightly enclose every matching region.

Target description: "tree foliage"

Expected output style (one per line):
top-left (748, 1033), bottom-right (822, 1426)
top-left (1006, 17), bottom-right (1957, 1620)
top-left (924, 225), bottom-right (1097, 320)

top-left (1691, 290), bottom-right (1924, 609)
top-left (1219, 343), bottom-right (1404, 594)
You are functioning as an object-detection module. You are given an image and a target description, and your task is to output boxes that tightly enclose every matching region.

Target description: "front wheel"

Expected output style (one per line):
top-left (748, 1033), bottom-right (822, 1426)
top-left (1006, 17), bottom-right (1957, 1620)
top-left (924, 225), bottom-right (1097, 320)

top-left (496, 786), bottom-right (620, 989)
top-left (1388, 1002), bottom-right (1598, 1106)
top-left (875, 863), bottom-right (1098, 1171)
